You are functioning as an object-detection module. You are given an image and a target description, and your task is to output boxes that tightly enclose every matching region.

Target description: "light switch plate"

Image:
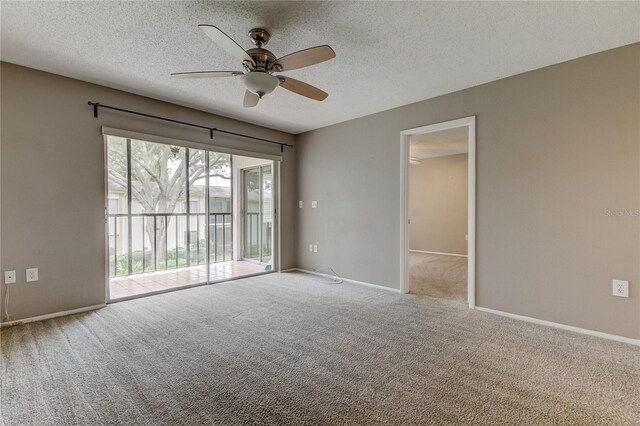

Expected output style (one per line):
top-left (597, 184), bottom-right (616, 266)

top-left (612, 280), bottom-right (629, 298)
top-left (313, 244), bottom-right (318, 253)
top-left (26, 268), bottom-right (38, 282)
top-left (299, 201), bottom-right (303, 208)
top-left (311, 201), bottom-right (317, 208)
top-left (4, 270), bottom-right (16, 284)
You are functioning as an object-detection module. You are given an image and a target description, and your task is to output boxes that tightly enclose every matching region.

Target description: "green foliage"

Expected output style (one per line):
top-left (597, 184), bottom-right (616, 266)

top-left (109, 239), bottom-right (234, 276)
top-left (244, 243), bottom-right (272, 259)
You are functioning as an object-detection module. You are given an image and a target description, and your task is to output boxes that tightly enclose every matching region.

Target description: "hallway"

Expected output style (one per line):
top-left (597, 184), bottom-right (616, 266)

top-left (409, 252), bottom-right (467, 301)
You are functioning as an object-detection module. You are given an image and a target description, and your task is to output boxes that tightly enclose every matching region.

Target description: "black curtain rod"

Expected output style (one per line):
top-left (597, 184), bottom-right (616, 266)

top-left (88, 101), bottom-right (293, 152)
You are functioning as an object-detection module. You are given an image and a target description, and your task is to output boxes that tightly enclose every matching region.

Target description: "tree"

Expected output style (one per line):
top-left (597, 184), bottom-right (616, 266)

top-left (107, 137), bottom-right (230, 268)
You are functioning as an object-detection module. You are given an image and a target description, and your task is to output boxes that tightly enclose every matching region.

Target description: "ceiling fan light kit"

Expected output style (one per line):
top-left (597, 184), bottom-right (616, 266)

top-left (243, 72), bottom-right (279, 98)
top-left (172, 25), bottom-right (335, 107)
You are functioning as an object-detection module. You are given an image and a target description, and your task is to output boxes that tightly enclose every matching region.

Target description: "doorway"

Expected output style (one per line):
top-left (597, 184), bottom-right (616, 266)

top-left (400, 116), bottom-right (476, 307)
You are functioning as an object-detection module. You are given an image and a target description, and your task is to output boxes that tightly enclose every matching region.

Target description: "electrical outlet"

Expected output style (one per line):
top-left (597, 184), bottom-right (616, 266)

top-left (311, 201), bottom-right (317, 209)
top-left (313, 244), bottom-right (318, 253)
top-left (299, 201), bottom-right (303, 208)
top-left (4, 270), bottom-right (16, 284)
top-left (26, 268), bottom-right (38, 283)
top-left (309, 244), bottom-right (313, 252)
top-left (612, 280), bottom-right (628, 298)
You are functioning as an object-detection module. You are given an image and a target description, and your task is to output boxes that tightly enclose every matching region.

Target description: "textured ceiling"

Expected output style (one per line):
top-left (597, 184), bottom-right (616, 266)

top-left (1, 1), bottom-right (639, 134)
top-left (410, 127), bottom-right (468, 160)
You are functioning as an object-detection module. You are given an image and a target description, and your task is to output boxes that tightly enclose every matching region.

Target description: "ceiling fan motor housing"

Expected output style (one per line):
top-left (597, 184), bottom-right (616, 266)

top-left (246, 47), bottom-right (277, 71)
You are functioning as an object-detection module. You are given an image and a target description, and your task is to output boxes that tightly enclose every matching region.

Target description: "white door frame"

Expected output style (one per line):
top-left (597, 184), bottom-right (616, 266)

top-left (273, 161), bottom-right (281, 272)
top-left (399, 116), bottom-right (476, 308)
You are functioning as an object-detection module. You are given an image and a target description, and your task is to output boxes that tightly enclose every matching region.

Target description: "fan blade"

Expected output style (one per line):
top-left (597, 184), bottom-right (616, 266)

top-left (198, 25), bottom-right (254, 64)
top-left (277, 76), bottom-right (328, 101)
top-left (243, 90), bottom-right (260, 108)
top-left (271, 45), bottom-right (335, 71)
top-left (171, 71), bottom-right (244, 79)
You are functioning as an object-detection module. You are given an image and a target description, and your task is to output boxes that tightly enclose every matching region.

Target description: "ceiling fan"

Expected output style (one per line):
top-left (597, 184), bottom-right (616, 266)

top-left (172, 25), bottom-right (335, 107)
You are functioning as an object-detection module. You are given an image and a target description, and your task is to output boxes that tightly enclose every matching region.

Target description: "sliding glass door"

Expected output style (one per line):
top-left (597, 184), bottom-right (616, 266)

top-left (106, 135), bottom-right (268, 301)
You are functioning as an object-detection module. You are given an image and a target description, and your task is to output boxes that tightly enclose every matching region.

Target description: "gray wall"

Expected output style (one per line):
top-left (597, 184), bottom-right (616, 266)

top-left (409, 154), bottom-right (468, 255)
top-left (0, 62), bottom-right (296, 322)
top-left (296, 43), bottom-right (640, 339)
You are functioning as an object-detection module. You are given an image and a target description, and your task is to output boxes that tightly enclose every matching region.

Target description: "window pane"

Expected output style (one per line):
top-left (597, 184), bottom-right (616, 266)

top-left (261, 165), bottom-right (272, 264)
top-left (243, 167), bottom-right (260, 260)
top-left (108, 199), bottom-right (119, 214)
top-left (189, 149), bottom-right (206, 214)
top-left (130, 140), bottom-right (186, 214)
top-left (106, 136), bottom-right (128, 214)
top-left (126, 140), bottom-right (186, 270)
top-left (106, 136), bottom-right (129, 277)
top-left (189, 149), bottom-right (206, 265)
top-left (208, 152), bottom-right (231, 265)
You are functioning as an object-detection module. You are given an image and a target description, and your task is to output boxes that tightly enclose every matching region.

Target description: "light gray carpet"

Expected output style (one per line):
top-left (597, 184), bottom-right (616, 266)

top-left (409, 252), bottom-right (468, 301)
top-left (1, 272), bottom-right (639, 425)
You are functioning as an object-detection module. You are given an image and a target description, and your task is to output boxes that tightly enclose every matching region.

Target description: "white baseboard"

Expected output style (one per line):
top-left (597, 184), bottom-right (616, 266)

top-left (279, 268), bottom-right (298, 273)
top-left (475, 306), bottom-right (640, 347)
top-left (0, 304), bottom-right (106, 328)
top-left (410, 250), bottom-right (467, 257)
top-left (293, 268), bottom-right (401, 293)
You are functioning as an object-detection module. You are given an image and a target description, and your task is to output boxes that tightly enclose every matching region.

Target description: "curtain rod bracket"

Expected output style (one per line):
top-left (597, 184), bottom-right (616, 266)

top-left (90, 101), bottom-right (100, 118)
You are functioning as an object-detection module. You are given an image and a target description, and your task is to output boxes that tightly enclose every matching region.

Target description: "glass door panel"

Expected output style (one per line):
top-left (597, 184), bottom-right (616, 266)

top-left (106, 137), bottom-right (129, 277)
top-left (260, 165), bottom-right (272, 264)
top-left (242, 164), bottom-right (272, 264)
top-left (243, 167), bottom-right (261, 261)
top-left (207, 152), bottom-right (232, 282)
top-left (128, 139), bottom-right (187, 272)
top-left (106, 135), bottom-right (274, 301)
top-left (188, 149), bottom-right (207, 268)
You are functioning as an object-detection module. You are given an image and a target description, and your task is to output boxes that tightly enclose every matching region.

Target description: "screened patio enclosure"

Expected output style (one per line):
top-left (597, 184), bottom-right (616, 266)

top-left (106, 135), bottom-right (275, 301)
